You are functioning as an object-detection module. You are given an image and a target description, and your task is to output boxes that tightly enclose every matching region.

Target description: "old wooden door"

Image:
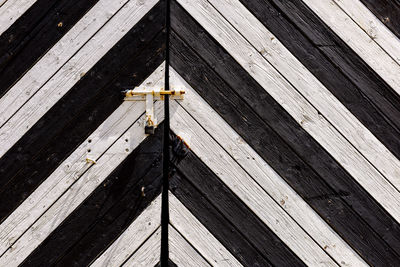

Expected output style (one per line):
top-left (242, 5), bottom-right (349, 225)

top-left (0, 0), bottom-right (399, 266)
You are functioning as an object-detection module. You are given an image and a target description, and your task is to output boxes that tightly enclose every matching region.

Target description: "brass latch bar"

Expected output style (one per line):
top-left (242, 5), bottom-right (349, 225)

top-left (123, 87), bottom-right (185, 134)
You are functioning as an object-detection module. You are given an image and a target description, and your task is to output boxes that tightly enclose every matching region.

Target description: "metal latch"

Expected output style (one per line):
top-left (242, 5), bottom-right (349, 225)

top-left (123, 87), bottom-right (185, 134)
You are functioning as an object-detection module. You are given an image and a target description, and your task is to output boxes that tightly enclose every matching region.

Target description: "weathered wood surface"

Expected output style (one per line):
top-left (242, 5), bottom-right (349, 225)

top-left (169, 193), bottom-right (241, 266)
top-left (1, 0), bottom-right (400, 265)
top-left (122, 227), bottom-right (161, 267)
top-left (265, 0), bottom-right (400, 134)
top-left (169, 225), bottom-right (211, 267)
top-left (0, 0), bottom-right (37, 35)
top-left (171, 3), bottom-right (400, 263)
top-left (240, 0), bottom-right (400, 161)
top-left (0, 105), bottom-right (162, 266)
top-left (360, 0), bottom-right (400, 39)
top-left (90, 197), bottom-right (161, 267)
top-left (302, 0), bottom-right (400, 97)
top-left (333, 0), bottom-right (400, 67)
top-left (20, 122), bottom-right (164, 266)
top-left (0, 8), bottom-right (164, 224)
top-left (0, 0), bottom-right (100, 96)
top-left (170, 69), bottom-right (367, 266)
top-left (0, 0), bottom-right (160, 158)
top-left (170, 162), bottom-right (301, 266)
top-left (169, 94), bottom-right (339, 265)
top-left (176, 0), bottom-right (400, 230)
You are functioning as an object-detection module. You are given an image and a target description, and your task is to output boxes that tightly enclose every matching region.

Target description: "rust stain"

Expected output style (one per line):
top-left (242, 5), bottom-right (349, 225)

top-left (176, 135), bottom-right (190, 149)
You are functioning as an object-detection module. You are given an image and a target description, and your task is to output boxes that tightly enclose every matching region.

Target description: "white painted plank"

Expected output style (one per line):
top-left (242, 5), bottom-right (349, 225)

top-left (301, 0), bottom-right (400, 95)
top-left (122, 228), bottom-right (161, 267)
top-left (0, 0), bottom-right (130, 127)
top-left (170, 193), bottom-right (242, 267)
top-left (0, 0), bottom-right (37, 35)
top-left (169, 225), bottom-right (211, 267)
top-left (0, 64), bottom-right (164, 257)
top-left (0, 0), bottom-right (8, 8)
top-left (0, 0), bottom-right (159, 158)
top-left (333, 0), bottom-right (400, 67)
top-left (91, 196), bottom-right (161, 267)
top-left (170, 69), bottom-right (367, 267)
top-left (177, 0), bottom-right (400, 224)
top-left (208, 0), bottom-right (400, 211)
top-left (169, 104), bottom-right (337, 266)
top-left (0, 103), bottom-right (164, 266)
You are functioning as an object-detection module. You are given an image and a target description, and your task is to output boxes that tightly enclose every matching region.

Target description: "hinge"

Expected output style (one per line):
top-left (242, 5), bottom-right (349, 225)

top-left (123, 86), bottom-right (185, 134)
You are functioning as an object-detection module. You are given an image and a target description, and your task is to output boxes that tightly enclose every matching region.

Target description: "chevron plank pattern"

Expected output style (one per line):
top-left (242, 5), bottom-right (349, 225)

top-left (1, 0), bottom-right (400, 266)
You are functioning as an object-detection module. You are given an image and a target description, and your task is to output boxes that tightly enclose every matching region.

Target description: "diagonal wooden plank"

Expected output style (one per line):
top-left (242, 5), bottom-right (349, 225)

top-left (170, 68), bottom-right (366, 266)
top-left (359, 0), bottom-right (400, 39)
top-left (176, 0), bottom-right (400, 224)
top-left (0, 0), bottom-right (101, 97)
top-left (332, 0), bottom-right (400, 67)
top-left (121, 227), bottom-right (161, 267)
top-left (0, 0), bottom-right (160, 158)
top-left (0, 63), bottom-right (164, 257)
top-left (169, 225), bottom-right (211, 267)
top-left (90, 196), bottom-right (161, 267)
top-left (0, 0), bottom-right (131, 127)
top-left (169, 193), bottom-right (240, 266)
top-left (301, 0), bottom-right (400, 96)
top-left (170, 99), bottom-right (337, 266)
top-left (0, 0), bottom-right (37, 35)
top-left (206, 0), bottom-right (400, 201)
top-left (0, 90), bottom-right (165, 266)
top-left (170, 5), bottom-right (400, 258)
top-left (0, 21), bottom-right (165, 223)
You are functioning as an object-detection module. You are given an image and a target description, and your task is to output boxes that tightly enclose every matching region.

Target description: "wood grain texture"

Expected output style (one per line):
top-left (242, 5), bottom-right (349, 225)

top-left (170, 165), bottom-right (303, 266)
top-left (239, 0), bottom-right (400, 162)
top-left (169, 193), bottom-right (242, 266)
top-left (122, 228), bottom-right (161, 267)
top-left (170, 69), bottom-right (372, 266)
top-left (170, 6), bottom-right (400, 262)
top-left (301, 0), bottom-right (400, 96)
top-left (169, 102), bottom-right (338, 265)
top-left (0, 101), bottom-right (164, 266)
top-left (0, 0), bottom-right (38, 35)
top-left (19, 122), bottom-right (164, 266)
top-left (0, 8), bottom-right (164, 225)
top-left (265, 0), bottom-right (400, 135)
top-left (169, 225), bottom-right (211, 267)
top-left (176, 0), bottom-right (400, 230)
top-left (0, 0), bottom-right (160, 158)
top-left (206, 0), bottom-right (400, 196)
top-left (0, 0), bottom-right (100, 96)
top-left (332, 0), bottom-right (400, 69)
top-left (359, 0), bottom-right (400, 39)
top-left (0, 0), bottom-right (131, 127)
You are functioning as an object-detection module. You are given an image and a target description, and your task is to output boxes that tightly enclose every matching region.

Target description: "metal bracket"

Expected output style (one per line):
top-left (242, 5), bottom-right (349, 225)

top-left (123, 87), bottom-right (185, 134)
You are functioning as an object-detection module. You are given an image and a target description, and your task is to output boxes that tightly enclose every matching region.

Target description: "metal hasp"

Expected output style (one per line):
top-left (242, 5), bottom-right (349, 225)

top-left (123, 87), bottom-right (185, 134)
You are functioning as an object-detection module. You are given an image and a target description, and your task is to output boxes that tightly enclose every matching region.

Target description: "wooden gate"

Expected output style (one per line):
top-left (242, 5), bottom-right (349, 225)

top-left (0, 0), bottom-right (399, 266)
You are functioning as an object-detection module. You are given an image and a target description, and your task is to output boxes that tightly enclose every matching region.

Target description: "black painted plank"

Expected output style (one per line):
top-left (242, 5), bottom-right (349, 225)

top-left (261, 0), bottom-right (400, 138)
top-left (0, 2), bottom-right (165, 223)
top-left (170, 3), bottom-right (400, 264)
top-left (155, 259), bottom-right (177, 267)
top-left (170, 146), bottom-right (305, 266)
top-left (359, 0), bottom-right (400, 39)
top-left (239, 0), bottom-right (400, 160)
top-left (0, 0), bottom-right (100, 96)
top-left (22, 125), bottom-right (164, 267)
